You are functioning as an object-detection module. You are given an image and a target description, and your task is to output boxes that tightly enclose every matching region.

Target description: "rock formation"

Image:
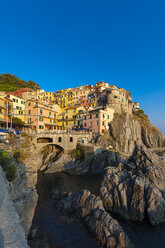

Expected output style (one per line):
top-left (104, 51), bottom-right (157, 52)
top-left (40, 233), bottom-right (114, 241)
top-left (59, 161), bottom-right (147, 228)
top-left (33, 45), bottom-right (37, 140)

top-left (0, 136), bottom-right (43, 236)
top-left (100, 145), bottom-right (165, 225)
top-left (0, 167), bottom-right (28, 248)
top-left (51, 189), bottom-right (132, 248)
top-left (97, 113), bottom-right (165, 155)
top-left (43, 147), bottom-right (123, 174)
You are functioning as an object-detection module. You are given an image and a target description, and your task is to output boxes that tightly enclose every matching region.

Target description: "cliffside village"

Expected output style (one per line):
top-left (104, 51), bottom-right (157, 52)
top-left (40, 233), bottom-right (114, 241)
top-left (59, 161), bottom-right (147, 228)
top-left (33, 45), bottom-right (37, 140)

top-left (0, 81), bottom-right (139, 134)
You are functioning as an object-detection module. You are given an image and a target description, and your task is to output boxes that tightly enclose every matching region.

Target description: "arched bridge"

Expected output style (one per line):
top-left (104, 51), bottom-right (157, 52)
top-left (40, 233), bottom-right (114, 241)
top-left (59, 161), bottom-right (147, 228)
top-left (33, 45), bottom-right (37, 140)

top-left (34, 132), bottom-right (92, 152)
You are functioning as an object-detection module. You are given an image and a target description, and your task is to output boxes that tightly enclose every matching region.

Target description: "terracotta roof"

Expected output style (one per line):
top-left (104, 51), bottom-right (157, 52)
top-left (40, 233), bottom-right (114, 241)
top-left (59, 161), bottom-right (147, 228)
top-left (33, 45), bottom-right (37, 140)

top-left (7, 88), bottom-right (33, 98)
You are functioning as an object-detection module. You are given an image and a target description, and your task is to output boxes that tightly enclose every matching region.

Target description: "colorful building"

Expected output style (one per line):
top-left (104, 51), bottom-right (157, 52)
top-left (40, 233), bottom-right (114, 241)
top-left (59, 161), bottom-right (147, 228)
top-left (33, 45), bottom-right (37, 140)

top-left (0, 97), bottom-right (13, 128)
top-left (8, 94), bottom-right (25, 122)
top-left (25, 100), bottom-right (63, 133)
top-left (82, 107), bottom-right (114, 134)
top-left (54, 88), bottom-right (74, 108)
top-left (38, 91), bottom-right (55, 103)
top-left (57, 105), bottom-right (86, 130)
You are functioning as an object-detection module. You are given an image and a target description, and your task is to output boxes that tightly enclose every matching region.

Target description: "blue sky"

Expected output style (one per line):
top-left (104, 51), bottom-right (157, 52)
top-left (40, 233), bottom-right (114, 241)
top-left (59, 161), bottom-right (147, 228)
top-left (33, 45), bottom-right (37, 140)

top-left (0, 0), bottom-right (165, 133)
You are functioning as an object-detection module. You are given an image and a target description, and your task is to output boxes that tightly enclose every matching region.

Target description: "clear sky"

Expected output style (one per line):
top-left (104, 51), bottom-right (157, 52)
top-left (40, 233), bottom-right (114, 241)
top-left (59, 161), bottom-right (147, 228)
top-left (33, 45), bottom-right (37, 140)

top-left (0, 0), bottom-right (165, 133)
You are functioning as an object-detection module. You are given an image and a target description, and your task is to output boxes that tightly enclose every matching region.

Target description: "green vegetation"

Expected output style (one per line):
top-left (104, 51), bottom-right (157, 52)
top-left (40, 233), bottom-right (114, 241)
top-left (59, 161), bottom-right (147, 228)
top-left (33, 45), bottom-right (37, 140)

top-left (13, 150), bottom-right (26, 162)
top-left (0, 73), bottom-right (40, 92)
top-left (132, 109), bottom-right (145, 117)
top-left (71, 148), bottom-right (85, 161)
top-left (12, 117), bottom-right (24, 126)
top-left (0, 150), bottom-right (11, 166)
top-left (0, 150), bottom-right (16, 182)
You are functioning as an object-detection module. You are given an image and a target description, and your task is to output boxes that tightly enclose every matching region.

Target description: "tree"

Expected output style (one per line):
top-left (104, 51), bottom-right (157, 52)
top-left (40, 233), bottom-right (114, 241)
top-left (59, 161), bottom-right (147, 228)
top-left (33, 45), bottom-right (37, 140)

top-left (12, 117), bottom-right (24, 126)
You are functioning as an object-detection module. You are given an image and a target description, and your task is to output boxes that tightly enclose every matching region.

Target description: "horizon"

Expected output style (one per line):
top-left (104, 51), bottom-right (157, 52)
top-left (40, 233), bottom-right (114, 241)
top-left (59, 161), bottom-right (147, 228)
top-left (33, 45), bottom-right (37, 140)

top-left (0, 0), bottom-right (165, 134)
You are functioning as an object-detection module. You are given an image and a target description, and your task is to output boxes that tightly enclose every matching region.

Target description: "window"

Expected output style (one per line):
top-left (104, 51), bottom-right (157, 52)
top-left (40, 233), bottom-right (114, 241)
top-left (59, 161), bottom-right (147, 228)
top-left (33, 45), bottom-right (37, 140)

top-left (74, 109), bottom-right (76, 113)
top-left (28, 102), bottom-right (31, 106)
top-left (90, 114), bottom-right (92, 119)
top-left (54, 114), bottom-right (56, 118)
top-left (50, 119), bottom-right (52, 123)
top-left (84, 122), bottom-right (86, 126)
top-left (49, 112), bottom-right (51, 116)
top-left (28, 110), bottom-right (31, 114)
top-left (114, 96), bottom-right (118, 99)
top-left (39, 117), bottom-right (44, 121)
top-left (58, 137), bottom-right (62, 142)
top-left (21, 101), bottom-right (24, 104)
top-left (107, 115), bottom-right (109, 119)
top-left (84, 116), bottom-right (86, 120)
top-left (66, 110), bottom-right (68, 113)
top-left (66, 115), bottom-right (68, 119)
top-left (28, 118), bottom-right (31, 123)
top-left (0, 109), bottom-right (2, 113)
top-left (40, 109), bottom-right (43, 115)
top-left (96, 113), bottom-right (98, 118)
top-left (16, 106), bottom-right (19, 109)
top-left (66, 121), bottom-right (68, 125)
top-left (102, 121), bottom-right (104, 126)
top-left (103, 114), bottom-right (105, 118)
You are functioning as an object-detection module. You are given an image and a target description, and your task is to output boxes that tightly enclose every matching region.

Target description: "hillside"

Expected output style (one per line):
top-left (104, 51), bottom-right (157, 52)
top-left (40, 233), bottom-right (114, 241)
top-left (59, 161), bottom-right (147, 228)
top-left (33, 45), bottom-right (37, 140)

top-left (0, 73), bottom-right (40, 92)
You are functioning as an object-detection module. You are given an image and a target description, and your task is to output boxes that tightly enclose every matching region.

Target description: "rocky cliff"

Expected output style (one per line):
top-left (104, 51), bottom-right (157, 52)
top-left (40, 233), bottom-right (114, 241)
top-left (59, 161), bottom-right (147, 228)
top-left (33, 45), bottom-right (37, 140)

top-left (0, 167), bottom-right (29, 248)
top-left (97, 112), bottom-right (165, 155)
top-left (0, 136), bottom-right (43, 237)
top-left (100, 145), bottom-right (165, 225)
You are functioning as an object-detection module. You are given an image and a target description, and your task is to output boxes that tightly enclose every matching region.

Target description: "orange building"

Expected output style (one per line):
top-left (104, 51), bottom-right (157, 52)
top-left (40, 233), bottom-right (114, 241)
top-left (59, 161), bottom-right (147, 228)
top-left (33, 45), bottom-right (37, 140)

top-left (25, 100), bottom-right (63, 133)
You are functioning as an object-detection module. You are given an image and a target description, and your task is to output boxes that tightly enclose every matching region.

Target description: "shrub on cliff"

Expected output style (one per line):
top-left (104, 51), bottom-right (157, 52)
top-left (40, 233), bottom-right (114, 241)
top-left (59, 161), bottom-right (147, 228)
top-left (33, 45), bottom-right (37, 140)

top-left (13, 150), bottom-right (26, 162)
top-left (0, 150), bottom-right (16, 182)
top-left (0, 150), bottom-right (10, 167)
top-left (71, 148), bottom-right (85, 161)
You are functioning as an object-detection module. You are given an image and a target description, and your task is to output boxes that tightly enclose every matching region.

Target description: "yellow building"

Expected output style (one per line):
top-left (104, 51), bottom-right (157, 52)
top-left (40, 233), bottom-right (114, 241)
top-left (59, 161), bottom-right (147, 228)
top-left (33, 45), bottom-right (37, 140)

top-left (0, 97), bottom-right (13, 128)
top-left (57, 105), bottom-right (86, 130)
top-left (38, 91), bottom-right (55, 103)
top-left (8, 94), bottom-right (25, 122)
top-left (55, 89), bottom-right (73, 108)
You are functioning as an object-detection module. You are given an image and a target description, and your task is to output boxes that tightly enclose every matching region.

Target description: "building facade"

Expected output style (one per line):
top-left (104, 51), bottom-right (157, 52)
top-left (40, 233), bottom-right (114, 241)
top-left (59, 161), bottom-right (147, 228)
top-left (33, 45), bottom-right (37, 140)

top-left (0, 97), bottom-right (13, 128)
top-left (82, 107), bottom-right (114, 134)
top-left (8, 94), bottom-right (25, 122)
top-left (25, 100), bottom-right (63, 133)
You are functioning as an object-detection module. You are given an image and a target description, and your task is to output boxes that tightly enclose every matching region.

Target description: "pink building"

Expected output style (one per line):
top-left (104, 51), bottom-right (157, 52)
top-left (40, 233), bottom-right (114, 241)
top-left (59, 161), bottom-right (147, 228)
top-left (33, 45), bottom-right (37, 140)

top-left (82, 107), bottom-right (114, 134)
